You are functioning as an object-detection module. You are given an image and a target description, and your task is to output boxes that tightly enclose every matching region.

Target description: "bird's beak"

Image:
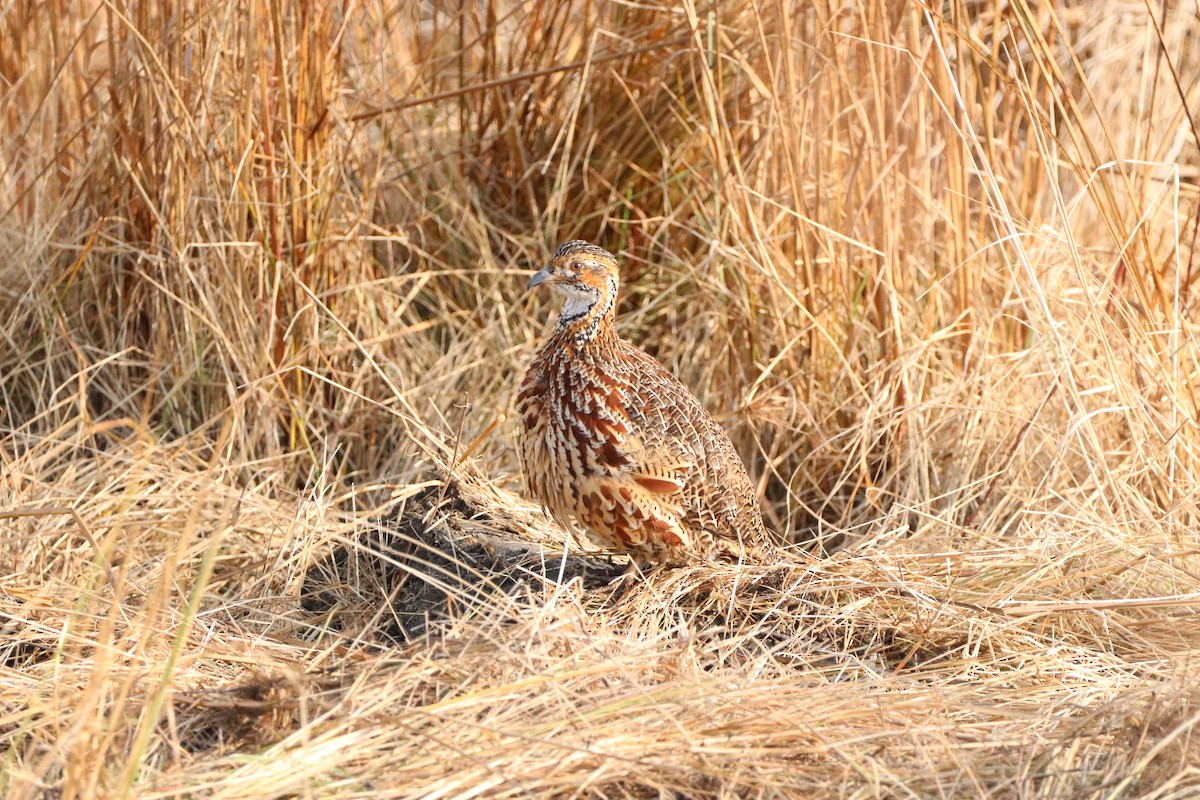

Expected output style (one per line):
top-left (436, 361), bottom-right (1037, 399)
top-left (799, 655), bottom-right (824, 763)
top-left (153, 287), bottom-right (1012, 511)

top-left (527, 267), bottom-right (553, 290)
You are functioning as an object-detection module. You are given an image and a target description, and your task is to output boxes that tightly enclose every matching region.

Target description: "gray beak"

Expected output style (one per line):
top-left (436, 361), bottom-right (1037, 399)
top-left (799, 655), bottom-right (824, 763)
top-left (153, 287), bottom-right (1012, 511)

top-left (527, 267), bottom-right (553, 290)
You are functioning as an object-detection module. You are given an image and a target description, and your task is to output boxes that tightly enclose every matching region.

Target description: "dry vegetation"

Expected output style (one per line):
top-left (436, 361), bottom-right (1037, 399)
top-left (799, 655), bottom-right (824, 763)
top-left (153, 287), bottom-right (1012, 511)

top-left (2, 0), bottom-right (1200, 797)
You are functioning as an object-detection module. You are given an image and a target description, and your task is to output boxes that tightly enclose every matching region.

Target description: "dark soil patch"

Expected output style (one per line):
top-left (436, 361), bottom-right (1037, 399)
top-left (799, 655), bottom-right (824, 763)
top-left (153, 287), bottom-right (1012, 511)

top-left (302, 481), bottom-right (624, 642)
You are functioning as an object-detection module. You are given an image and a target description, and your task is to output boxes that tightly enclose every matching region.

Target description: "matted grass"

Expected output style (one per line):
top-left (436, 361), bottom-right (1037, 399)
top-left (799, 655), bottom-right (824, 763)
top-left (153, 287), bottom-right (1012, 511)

top-left (2, 0), bottom-right (1199, 797)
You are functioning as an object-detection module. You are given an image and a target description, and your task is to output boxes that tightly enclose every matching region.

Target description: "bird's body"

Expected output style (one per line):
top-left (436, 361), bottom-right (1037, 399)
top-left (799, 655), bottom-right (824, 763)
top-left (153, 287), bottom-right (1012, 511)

top-left (517, 241), bottom-right (770, 563)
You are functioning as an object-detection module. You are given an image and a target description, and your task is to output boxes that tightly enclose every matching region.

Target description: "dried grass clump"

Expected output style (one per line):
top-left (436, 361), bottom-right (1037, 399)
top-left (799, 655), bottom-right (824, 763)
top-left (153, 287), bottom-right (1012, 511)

top-left (2, 0), bottom-right (1200, 797)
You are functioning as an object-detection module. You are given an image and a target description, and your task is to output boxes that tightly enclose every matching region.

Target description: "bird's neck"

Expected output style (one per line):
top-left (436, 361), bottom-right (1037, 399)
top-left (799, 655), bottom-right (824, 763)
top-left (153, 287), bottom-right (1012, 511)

top-left (556, 276), bottom-right (618, 349)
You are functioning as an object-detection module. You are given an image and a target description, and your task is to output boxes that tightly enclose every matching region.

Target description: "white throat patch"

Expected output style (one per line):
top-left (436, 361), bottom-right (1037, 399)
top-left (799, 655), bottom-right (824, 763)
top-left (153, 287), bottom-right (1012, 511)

top-left (556, 284), bottom-right (599, 323)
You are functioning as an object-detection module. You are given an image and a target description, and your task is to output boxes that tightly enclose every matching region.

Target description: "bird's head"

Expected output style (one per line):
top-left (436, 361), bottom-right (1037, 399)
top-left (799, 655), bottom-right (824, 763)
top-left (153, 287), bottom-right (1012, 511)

top-left (527, 240), bottom-right (619, 330)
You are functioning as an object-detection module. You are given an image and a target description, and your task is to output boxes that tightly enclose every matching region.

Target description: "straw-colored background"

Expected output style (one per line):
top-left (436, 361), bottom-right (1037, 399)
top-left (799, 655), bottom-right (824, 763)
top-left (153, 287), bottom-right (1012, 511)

top-left (2, 1), bottom-right (1198, 796)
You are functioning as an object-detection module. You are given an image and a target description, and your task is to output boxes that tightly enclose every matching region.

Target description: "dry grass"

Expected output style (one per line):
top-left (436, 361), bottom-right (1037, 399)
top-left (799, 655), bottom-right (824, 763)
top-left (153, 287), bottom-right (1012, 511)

top-left (2, 0), bottom-right (1200, 796)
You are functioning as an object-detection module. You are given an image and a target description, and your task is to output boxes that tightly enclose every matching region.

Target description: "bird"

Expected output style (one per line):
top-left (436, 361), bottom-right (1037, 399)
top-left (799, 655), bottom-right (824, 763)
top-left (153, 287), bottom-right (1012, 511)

top-left (517, 240), bottom-right (772, 564)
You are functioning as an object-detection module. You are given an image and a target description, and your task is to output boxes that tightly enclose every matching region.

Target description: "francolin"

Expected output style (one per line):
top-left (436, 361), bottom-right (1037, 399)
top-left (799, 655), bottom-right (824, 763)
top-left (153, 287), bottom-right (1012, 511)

top-left (517, 241), bottom-right (771, 564)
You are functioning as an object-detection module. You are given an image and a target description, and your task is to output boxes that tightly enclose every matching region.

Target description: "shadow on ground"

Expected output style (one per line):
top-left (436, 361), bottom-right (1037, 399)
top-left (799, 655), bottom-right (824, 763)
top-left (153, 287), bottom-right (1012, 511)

top-left (301, 482), bottom-right (626, 642)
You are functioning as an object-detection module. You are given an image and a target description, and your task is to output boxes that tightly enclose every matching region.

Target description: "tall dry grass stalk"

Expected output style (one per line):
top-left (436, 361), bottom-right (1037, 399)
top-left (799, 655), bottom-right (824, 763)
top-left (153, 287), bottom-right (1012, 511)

top-left (2, 0), bottom-right (1199, 797)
